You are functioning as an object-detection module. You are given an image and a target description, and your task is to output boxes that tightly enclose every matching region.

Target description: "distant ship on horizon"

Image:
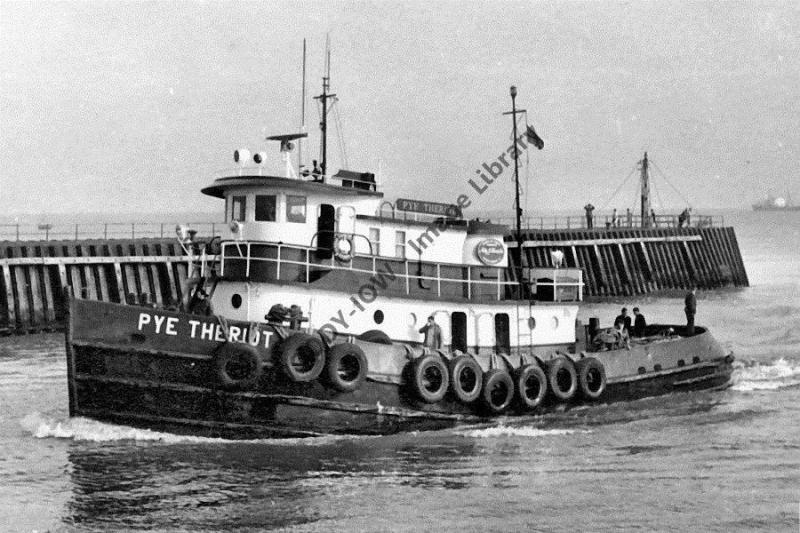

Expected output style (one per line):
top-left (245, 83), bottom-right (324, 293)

top-left (752, 193), bottom-right (800, 211)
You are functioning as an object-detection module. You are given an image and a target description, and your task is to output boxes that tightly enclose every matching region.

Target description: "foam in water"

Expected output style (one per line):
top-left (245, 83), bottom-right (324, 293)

top-left (732, 358), bottom-right (800, 391)
top-left (457, 425), bottom-right (588, 439)
top-left (19, 412), bottom-right (377, 446)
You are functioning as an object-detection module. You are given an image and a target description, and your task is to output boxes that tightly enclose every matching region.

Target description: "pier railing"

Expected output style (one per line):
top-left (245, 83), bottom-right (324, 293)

top-left (493, 214), bottom-right (724, 230)
top-left (0, 222), bottom-right (221, 242)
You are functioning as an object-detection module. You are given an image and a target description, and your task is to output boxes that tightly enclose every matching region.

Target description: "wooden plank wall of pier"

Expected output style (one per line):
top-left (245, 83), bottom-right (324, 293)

top-left (509, 227), bottom-right (749, 298)
top-left (0, 239), bottom-right (191, 334)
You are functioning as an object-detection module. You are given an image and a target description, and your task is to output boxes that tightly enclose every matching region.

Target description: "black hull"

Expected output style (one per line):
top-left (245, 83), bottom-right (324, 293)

top-left (66, 297), bottom-right (735, 439)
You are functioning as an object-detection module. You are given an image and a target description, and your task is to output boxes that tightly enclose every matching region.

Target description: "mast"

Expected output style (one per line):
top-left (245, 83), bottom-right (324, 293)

top-left (298, 38), bottom-right (306, 171)
top-left (640, 151), bottom-right (650, 228)
top-left (503, 86), bottom-right (526, 297)
top-left (313, 39), bottom-right (335, 177)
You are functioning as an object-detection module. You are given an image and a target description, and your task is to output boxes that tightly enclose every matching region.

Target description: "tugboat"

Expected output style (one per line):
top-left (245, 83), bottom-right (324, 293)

top-left (65, 74), bottom-right (735, 438)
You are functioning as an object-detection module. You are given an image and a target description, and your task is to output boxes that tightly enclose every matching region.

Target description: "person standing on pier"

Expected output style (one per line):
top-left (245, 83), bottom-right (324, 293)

top-left (584, 203), bottom-right (595, 229)
top-left (614, 307), bottom-right (632, 335)
top-left (612, 208), bottom-right (618, 227)
top-left (684, 287), bottom-right (697, 335)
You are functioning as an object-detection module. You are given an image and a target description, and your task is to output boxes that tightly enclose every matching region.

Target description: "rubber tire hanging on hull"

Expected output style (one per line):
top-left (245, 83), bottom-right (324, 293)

top-left (411, 354), bottom-right (449, 403)
top-left (481, 369), bottom-right (515, 414)
top-left (545, 356), bottom-right (578, 401)
top-left (279, 333), bottom-right (326, 382)
top-left (213, 343), bottom-right (263, 391)
top-left (356, 330), bottom-right (392, 345)
top-left (324, 343), bottom-right (368, 392)
top-left (514, 364), bottom-right (548, 409)
top-left (576, 357), bottom-right (606, 400)
top-left (448, 355), bottom-right (483, 403)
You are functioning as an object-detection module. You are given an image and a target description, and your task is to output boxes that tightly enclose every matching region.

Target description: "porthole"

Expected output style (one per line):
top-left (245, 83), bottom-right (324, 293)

top-left (231, 293), bottom-right (242, 309)
top-left (692, 356), bottom-right (700, 364)
top-left (654, 364), bottom-right (662, 372)
top-left (677, 359), bottom-right (685, 367)
top-left (409, 313), bottom-right (417, 326)
top-left (637, 366), bottom-right (646, 375)
top-left (374, 310), bottom-right (384, 324)
top-left (528, 317), bottom-right (536, 330)
top-left (551, 316), bottom-right (559, 329)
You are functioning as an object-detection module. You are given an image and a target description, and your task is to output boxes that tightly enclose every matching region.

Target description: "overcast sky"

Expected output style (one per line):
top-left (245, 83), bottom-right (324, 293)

top-left (1, 0), bottom-right (798, 218)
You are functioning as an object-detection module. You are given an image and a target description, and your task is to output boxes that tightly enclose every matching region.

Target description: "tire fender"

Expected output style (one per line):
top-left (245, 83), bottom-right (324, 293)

top-left (324, 343), bottom-right (368, 392)
top-left (213, 343), bottom-right (263, 390)
top-left (448, 355), bottom-right (483, 403)
top-left (279, 333), bottom-right (326, 382)
top-left (545, 356), bottom-right (578, 402)
top-left (481, 368), bottom-right (515, 414)
top-left (411, 353), bottom-right (449, 403)
top-left (514, 364), bottom-right (548, 409)
top-left (576, 357), bottom-right (606, 401)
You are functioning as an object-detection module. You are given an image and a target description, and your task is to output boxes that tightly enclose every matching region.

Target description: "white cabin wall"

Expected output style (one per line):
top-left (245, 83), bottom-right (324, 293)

top-left (210, 281), bottom-right (578, 348)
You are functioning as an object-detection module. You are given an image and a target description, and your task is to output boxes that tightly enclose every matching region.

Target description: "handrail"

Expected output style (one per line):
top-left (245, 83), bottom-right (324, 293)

top-left (0, 222), bottom-right (221, 242)
top-left (219, 240), bottom-right (584, 303)
top-left (492, 213), bottom-right (725, 230)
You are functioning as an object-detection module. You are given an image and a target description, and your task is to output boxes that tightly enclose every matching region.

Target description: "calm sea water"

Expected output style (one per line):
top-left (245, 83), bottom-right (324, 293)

top-left (1, 210), bottom-right (798, 532)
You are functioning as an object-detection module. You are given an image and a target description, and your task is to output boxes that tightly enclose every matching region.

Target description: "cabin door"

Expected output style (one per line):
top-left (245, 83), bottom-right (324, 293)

top-left (317, 204), bottom-right (335, 259)
top-left (451, 312), bottom-right (467, 353)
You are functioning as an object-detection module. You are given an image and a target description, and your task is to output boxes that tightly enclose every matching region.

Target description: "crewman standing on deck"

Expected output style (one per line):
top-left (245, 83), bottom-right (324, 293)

top-left (584, 203), bottom-right (595, 229)
top-left (684, 287), bottom-right (697, 335)
top-left (419, 315), bottom-right (442, 349)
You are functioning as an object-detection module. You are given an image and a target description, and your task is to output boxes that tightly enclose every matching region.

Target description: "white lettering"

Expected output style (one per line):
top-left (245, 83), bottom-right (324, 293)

top-left (228, 325), bottom-right (241, 342)
top-left (165, 317), bottom-right (179, 336)
top-left (248, 329), bottom-right (261, 346)
top-left (214, 325), bottom-right (225, 342)
top-left (201, 321), bottom-right (215, 340)
top-left (137, 313), bottom-right (151, 330)
top-left (263, 330), bottom-right (273, 348)
top-left (188, 320), bottom-right (200, 338)
top-left (153, 315), bottom-right (166, 334)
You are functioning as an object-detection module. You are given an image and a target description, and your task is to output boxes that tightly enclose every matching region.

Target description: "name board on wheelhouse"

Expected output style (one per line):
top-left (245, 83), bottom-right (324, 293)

top-left (396, 198), bottom-right (462, 219)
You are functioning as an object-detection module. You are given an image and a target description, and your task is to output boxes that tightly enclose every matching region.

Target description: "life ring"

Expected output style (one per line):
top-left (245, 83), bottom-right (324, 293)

top-left (448, 355), bottom-right (483, 403)
top-left (514, 364), bottom-right (548, 409)
top-left (480, 368), bottom-right (515, 414)
top-left (334, 236), bottom-right (353, 262)
top-left (410, 353), bottom-right (449, 403)
top-left (356, 329), bottom-right (392, 345)
top-left (324, 343), bottom-right (368, 392)
top-left (278, 333), bottom-right (326, 382)
top-left (576, 357), bottom-right (606, 401)
top-left (545, 356), bottom-right (578, 401)
top-left (213, 343), bottom-right (263, 390)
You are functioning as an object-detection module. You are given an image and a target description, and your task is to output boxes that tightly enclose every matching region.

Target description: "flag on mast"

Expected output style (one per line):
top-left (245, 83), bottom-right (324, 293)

top-left (525, 124), bottom-right (544, 150)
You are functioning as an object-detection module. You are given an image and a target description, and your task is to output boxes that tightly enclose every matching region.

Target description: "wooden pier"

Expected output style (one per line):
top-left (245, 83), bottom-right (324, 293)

top-left (0, 238), bottom-right (192, 334)
top-left (509, 226), bottom-right (748, 298)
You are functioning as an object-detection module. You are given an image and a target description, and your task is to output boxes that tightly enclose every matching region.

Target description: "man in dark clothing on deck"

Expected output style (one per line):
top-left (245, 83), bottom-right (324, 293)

top-left (632, 307), bottom-right (647, 337)
top-left (685, 287), bottom-right (697, 335)
top-left (614, 307), bottom-right (632, 335)
top-left (419, 315), bottom-right (442, 349)
top-left (584, 203), bottom-right (595, 229)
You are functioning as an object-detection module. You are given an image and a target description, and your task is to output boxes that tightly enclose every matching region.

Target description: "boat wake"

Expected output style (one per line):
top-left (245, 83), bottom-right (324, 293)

top-left (456, 425), bottom-right (589, 439)
top-left (20, 413), bottom-right (238, 443)
top-left (732, 358), bottom-right (800, 391)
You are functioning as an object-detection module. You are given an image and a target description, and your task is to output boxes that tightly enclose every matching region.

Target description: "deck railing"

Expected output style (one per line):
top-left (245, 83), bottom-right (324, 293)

top-left (219, 241), bottom-right (584, 303)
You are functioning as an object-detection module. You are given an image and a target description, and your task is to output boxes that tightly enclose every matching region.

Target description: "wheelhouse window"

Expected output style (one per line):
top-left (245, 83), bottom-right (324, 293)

top-left (395, 231), bottom-right (406, 259)
top-left (286, 195), bottom-right (307, 223)
top-left (231, 195), bottom-right (246, 222)
top-left (369, 227), bottom-right (381, 256)
top-left (255, 195), bottom-right (277, 222)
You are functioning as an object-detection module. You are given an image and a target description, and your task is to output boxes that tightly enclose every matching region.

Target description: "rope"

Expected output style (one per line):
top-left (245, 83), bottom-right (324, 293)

top-left (599, 164), bottom-right (638, 211)
top-left (650, 159), bottom-right (692, 207)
